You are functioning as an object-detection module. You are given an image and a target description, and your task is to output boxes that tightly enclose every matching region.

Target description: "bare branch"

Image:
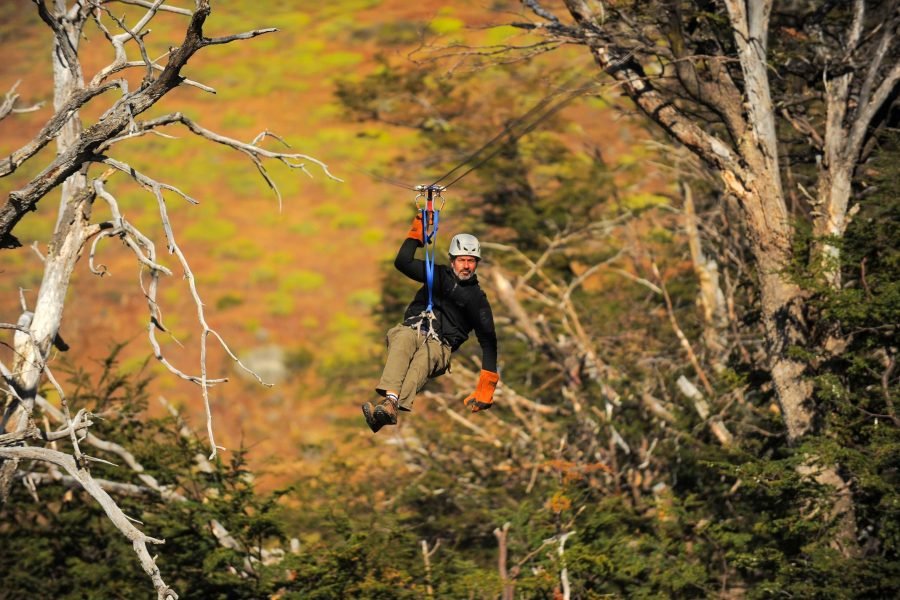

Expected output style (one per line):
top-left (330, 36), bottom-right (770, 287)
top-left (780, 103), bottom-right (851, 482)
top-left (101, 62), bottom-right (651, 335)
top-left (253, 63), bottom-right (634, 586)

top-left (494, 522), bottom-right (516, 600)
top-left (0, 445), bottom-right (177, 599)
top-left (205, 27), bottom-right (278, 46)
top-left (677, 376), bottom-right (734, 446)
top-left (0, 0), bottom-right (216, 247)
top-left (428, 393), bottom-right (504, 448)
top-left (850, 60), bottom-right (900, 155)
top-left (99, 113), bottom-right (343, 208)
top-left (652, 261), bottom-right (715, 397)
top-left (17, 470), bottom-right (163, 498)
top-left (856, 5), bottom-right (895, 117)
top-left (420, 538), bottom-right (440, 600)
top-left (97, 0), bottom-right (166, 81)
top-left (522, 0), bottom-right (561, 25)
top-left (0, 81), bottom-right (44, 123)
top-left (0, 81), bottom-right (120, 179)
top-left (94, 159), bottom-right (271, 457)
top-left (112, 0), bottom-right (193, 16)
top-left (33, 0), bottom-right (80, 79)
top-left (557, 530), bottom-right (575, 600)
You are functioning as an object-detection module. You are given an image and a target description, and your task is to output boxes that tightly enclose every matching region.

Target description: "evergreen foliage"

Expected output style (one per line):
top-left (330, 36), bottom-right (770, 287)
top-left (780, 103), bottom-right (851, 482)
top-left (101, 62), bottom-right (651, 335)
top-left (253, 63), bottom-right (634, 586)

top-left (0, 352), bottom-right (296, 599)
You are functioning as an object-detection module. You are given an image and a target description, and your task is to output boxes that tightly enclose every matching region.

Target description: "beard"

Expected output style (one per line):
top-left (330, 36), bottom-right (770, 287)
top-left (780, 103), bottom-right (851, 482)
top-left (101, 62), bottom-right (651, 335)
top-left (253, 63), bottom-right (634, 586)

top-left (454, 267), bottom-right (474, 281)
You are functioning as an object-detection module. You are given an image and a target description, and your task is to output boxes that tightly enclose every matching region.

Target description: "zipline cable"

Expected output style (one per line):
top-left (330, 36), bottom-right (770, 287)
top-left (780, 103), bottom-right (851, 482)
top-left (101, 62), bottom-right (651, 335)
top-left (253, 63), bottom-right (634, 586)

top-left (358, 168), bottom-right (419, 192)
top-left (429, 77), bottom-right (599, 190)
top-left (434, 82), bottom-right (597, 190)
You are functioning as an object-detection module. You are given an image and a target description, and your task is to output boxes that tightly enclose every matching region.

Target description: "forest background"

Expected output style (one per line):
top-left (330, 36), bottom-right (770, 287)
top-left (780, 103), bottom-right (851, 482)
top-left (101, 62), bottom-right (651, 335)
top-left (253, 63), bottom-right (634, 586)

top-left (0, 1), bottom-right (897, 599)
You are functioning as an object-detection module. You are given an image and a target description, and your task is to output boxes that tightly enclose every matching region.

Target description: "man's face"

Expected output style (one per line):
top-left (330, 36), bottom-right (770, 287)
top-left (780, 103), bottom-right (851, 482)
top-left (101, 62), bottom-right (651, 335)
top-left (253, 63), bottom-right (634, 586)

top-left (451, 255), bottom-right (478, 280)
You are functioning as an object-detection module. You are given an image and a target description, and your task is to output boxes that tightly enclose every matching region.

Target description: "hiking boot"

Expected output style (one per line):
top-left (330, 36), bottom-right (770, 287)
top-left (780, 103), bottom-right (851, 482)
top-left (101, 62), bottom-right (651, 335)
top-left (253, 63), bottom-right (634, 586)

top-left (361, 401), bottom-right (383, 433)
top-left (374, 395), bottom-right (399, 428)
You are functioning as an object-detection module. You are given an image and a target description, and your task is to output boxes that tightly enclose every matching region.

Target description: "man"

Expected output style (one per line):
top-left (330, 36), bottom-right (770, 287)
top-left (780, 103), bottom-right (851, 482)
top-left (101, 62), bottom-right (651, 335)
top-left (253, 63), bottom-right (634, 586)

top-left (362, 213), bottom-right (499, 433)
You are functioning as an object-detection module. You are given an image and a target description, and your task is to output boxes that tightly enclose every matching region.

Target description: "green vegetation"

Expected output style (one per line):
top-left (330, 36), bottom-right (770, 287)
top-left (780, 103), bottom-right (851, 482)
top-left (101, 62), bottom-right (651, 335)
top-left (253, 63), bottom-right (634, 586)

top-left (428, 16), bottom-right (464, 35)
top-left (348, 288), bottom-right (379, 309)
top-left (265, 291), bottom-right (294, 316)
top-left (359, 227), bottom-right (385, 244)
top-left (0, 354), bottom-right (297, 599)
top-left (351, 20), bottom-right (424, 45)
top-left (183, 218), bottom-right (238, 243)
top-left (250, 265), bottom-right (279, 285)
top-left (216, 292), bottom-right (244, 310)
top-left (280, 269), bottom-right (325, 292)
top-left (621, 191), bottom-right (671, 212)
top-left (285, 345), bottom-right (315, 374)
top-left (332, 211), bottom-right (368, 229)
top-left (5, 3), bottom-right (899, 599)
top-left (288, 221), bottom-right (320, 236)
top-left (214, 238), bottom-right (263, 261)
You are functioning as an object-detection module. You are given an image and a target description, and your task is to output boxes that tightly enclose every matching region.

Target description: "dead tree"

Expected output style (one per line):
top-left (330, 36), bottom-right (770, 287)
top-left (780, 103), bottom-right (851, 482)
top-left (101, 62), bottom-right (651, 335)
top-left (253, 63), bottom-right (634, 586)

top-left (516, 0), bottom-right (900, 555)
top-left (0, 1), bottom-right (337, 597)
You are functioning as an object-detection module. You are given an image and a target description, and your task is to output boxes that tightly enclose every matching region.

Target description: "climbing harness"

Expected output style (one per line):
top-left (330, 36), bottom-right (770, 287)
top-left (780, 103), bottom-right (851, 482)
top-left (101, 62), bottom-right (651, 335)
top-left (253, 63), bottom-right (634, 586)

top-left (410, 184), bottom-right (445, 341)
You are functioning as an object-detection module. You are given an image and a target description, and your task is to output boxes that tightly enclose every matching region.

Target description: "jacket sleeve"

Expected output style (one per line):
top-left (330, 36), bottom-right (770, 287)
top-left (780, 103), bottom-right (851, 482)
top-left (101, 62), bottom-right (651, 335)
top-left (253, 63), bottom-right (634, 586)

top-left (472, 294), bottom-right (498, 373)
top-left (394, 238), bottom-right (427, 283)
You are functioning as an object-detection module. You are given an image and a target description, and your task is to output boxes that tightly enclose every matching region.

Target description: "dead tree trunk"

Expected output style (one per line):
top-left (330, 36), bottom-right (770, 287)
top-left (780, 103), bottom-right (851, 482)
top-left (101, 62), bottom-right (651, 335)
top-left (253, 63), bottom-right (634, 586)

top-left (557, 0), bottom-right (816, 442)
top-left (1, 1), bottom-right (337, 595)
top-left (0, 0), bottom-right (92, 499)
top-left (682, 183), bottom-right (729, 370)
top-left (518, 0), bottom-right (897, 556)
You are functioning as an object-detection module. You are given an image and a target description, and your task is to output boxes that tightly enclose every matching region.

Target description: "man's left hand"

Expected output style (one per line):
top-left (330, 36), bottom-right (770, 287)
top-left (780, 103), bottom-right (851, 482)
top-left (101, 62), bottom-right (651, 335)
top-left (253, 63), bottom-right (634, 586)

top-left (464, 370), bottom-right (499, 413)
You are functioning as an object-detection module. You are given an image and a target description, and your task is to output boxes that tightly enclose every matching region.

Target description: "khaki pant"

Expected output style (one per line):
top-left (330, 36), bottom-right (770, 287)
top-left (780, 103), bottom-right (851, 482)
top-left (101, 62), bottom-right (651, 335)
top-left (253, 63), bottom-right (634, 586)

top-left (375, 324), bottom-right (451, 410)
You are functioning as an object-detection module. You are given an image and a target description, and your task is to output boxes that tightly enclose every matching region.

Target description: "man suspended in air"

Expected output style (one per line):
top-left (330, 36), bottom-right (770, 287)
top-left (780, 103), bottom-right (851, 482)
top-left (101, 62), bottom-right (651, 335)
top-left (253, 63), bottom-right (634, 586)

top-left (362, 212), bottom-right (499, 432)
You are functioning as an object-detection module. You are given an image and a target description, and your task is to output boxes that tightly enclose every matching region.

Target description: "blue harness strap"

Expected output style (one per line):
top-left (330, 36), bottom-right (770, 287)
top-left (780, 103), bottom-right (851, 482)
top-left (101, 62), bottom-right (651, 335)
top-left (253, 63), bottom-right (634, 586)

top-left (420, 207), bottom-right (440, 312)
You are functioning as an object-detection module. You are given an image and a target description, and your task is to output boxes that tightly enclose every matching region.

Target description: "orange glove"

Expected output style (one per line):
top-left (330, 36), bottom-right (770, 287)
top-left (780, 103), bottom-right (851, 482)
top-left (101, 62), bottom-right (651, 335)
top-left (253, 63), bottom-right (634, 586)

top-left (406, 213), bottom-right (434, 244)
top-left (464, 370), bottom-right (499, 413)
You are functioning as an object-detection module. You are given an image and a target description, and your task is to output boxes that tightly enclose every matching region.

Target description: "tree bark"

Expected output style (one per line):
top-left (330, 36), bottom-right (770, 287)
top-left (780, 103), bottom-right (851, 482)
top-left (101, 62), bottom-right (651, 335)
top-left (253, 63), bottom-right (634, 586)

top-left (550, 0), bottom-right (862, 555)
top-left (561, 0), bottom-right (816, 442)
top-left (0, 0), bottom-right (93, 498)
top-left (682, 183), bottom-right (728, 368)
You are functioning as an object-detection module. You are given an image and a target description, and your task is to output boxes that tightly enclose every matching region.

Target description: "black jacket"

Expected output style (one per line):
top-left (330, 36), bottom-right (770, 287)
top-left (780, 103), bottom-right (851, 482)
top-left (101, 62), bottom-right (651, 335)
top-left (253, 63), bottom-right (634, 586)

top-left (394, 238), bottom-right (498, 373)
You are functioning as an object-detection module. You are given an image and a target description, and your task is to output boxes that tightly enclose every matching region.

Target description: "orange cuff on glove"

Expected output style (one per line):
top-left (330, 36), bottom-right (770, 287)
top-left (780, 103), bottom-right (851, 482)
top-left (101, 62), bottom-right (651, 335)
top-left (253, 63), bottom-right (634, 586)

top-left (464, 369), bottom-right (499, 413)
top-left (406, 214), bottom-right (425, 245)
top-left (406, 213), bottom-right (436, 245)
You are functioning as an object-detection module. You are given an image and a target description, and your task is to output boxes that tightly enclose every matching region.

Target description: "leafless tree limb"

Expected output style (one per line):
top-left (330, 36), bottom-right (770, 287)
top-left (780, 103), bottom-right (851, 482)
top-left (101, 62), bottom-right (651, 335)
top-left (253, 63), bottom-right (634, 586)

top-left (99, 113), bottom-right (343, 210)
top-left (93, 159), bottom-right (270, 456)
top-left (113, 0), bottom-right (193, 16)
top-left (0, 81), bottom-right (44, 123)
top-left (0, 445), bottom-right (177, 599)
top-left (494, 522), bottom-right (514, 600)
top-left (420, 538), bottom-right (440, 600)
top-left (1, 2), bottom-right (337, 594)
top-left (0, 0), bottom-right (281, 248)
top-left (0, 81), bottom-right (121, 179)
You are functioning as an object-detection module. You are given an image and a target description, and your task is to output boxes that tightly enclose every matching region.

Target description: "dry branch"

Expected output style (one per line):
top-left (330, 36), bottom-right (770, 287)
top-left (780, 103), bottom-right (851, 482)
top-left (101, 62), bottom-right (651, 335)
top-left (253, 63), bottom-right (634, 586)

top-left (420, 539), bottom-right (440, 600)
top-left (494, 522), bottom-right (514, 600)
top-left (0, 81), bottom-right (43, 123)
top-left (0, 0), bottom-right (275, 248)
top-left (0, 1), bottom-right (339, 595)
top-left (0, 445), bottom-right (177, 599)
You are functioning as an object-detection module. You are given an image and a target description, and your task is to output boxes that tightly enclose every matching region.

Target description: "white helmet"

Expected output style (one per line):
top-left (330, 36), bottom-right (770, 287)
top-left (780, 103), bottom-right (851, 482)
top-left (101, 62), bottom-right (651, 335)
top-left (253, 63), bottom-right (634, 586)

top-left (448, 233), bottom-right (481, 259)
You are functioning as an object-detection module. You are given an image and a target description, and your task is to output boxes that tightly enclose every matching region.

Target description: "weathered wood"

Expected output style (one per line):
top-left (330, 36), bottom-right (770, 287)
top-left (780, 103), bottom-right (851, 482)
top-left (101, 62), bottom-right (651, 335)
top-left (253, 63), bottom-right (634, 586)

top-left (0, 445), bottom-right (177, 599)
top-left (0, 1), bottom-right (327, 596)
top-left (0, 0), bottom-right (213, 248)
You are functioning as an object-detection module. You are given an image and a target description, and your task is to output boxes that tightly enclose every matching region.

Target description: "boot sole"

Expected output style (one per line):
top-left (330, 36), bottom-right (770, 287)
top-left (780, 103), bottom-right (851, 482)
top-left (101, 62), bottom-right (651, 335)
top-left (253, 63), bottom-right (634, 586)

top-left (361, 402), bottom-right (383, 433)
